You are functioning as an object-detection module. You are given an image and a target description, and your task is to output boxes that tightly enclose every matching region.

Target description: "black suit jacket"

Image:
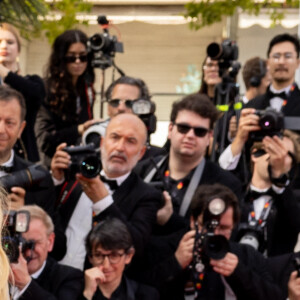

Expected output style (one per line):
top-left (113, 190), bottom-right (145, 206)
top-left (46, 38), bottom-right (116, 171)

top-left (10, 155), bottom-right (66, 260)
top-left (57, 172), bottom-right (161, 257)
top-left (147, 235), bottom-right (283, 300)
top-left (245, 84), bottom-right (300, 117)
top-left (135, 156), bottom-right (242, 234)
top-left (238, 187), bottom-right (300, 256)
top-left (11, 155), bottom-right (55, 216)
top-left (19, 256), bottom-right (83, 300)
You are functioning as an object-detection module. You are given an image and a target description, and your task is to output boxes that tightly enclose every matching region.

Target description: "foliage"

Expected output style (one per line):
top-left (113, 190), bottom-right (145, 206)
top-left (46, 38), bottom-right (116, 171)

top-left (176, 64), bottom-right (201, 94)
top-left (0, 0), bottom-right (47, 38)
top-left (40, 0), bottom-right (92, 44)
top-left (184, 0), bottom-right (299, 30)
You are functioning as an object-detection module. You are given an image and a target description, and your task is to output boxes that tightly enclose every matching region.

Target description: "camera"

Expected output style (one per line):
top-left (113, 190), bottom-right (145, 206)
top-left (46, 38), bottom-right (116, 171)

top-left (88, 15), bottom-right (124, 69)
top-left (236, 222), bottom-right (265, 252)
top-left (2, 210), bottom-right (34, 263)
top-left (82, 120), bottom-right (109, 148)
top-left (0, 164), bottom-right (49, 192)
top-left (206, 39), bottom-right (240, 78)
top-left (250, 107), bottom-right (284, 141)
top-left (193, 198), bottom-right (230, 273)
top-left (63, 144), bottom-right (101, 180)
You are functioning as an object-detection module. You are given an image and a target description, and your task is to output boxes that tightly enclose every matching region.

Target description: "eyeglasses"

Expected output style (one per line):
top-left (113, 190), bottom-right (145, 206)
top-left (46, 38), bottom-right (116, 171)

top-left (270, 52), bottom-right (296, 61)
top-left (203, 62), bottom-right (219, 70)
top-left (64, 54), bottom-right (88, 63)
top-left (90, 251), bottom-right (126, 264)
top-left (174, 123), bottom-right (210, 137)
top-left (108, 99), bottom-right (137, 108)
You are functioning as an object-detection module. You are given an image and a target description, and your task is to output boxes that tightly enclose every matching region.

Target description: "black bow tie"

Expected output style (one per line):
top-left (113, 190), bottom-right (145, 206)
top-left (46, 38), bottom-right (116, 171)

top-left (0, 165), bottom-right (13, 173)
top-left (100, 175), bottom-right (118, 191)
top-left (246, 188), bottom-right (273, 201)
top-left (268, 90), bottom-right (287, 100)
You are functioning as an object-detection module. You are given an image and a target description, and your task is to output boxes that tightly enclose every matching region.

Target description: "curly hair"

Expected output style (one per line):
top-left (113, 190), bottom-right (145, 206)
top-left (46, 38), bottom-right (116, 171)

top-left (44, 29), bottom-right (94, 122)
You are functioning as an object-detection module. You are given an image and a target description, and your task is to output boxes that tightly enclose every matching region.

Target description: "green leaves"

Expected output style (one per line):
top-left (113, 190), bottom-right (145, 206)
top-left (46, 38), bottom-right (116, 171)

top-left (0, 0), bottom-right (47, 38)
top-left (184, 0), bottom-right (300, 30)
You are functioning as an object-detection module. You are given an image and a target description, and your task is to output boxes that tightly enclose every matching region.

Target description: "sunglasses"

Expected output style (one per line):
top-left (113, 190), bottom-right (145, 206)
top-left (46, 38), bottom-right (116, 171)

top-left (64, 54), bottom-right (88, 63)
top-left (108, 99), bottom-right (138, 108)
top-left (174, 123), bottom-right (210, 137)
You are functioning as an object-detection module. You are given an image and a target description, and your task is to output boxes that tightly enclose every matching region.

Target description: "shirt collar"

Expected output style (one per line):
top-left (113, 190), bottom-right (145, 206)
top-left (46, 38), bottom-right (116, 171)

top-left (100, 170), bottom-right (130, 187)
top-left (269, 83), bottom-right (292, 96)
top-left (31, 260), bottom-right (47, 279)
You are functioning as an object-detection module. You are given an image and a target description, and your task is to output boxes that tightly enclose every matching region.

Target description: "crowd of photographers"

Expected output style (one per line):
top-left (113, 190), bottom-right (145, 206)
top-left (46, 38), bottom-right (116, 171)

top-left (1, 19), bottom-right (300, 299)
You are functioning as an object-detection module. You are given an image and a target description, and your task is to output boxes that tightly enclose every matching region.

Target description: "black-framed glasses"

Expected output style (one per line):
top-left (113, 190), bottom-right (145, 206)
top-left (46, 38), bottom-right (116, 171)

top-left (64, 54), bottom-right (88, 63)
top-left (90, 251), bottom-right (126, 264)
top-left (107, 99), bottom-right (138, 108)
top-left (174, 123), bottom-right (210, 137)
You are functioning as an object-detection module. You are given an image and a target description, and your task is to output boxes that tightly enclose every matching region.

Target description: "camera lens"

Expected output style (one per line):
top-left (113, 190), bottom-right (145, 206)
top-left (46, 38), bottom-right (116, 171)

top-left (80, 156), bottom-right (101, 178)
top-left (90, 34), bottom-right (105, 51)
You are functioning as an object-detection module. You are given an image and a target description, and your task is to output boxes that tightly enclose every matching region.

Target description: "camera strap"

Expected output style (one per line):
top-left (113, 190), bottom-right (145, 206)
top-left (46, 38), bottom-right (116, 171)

top-left (56, 180), bottom-right (80, 208)
top-left (144, 156), bottom-right (206, 217)
top-left (85, 83), bottom-right (94, 119)
top-left (179, 159), bottom-right (206, 217)
top-left (249, 197), bottom-right (273, 228)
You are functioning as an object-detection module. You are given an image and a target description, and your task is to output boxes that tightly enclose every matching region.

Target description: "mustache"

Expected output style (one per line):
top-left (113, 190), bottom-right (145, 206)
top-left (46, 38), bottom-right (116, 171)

top-left (275, 67), bottom-right (288, 72)
top-left (108, 151), bottom-right (127, 161)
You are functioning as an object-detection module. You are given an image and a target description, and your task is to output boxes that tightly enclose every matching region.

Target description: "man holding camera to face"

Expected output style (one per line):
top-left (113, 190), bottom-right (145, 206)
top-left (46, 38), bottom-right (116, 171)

top-left (9, 205), bottom-right (83, 300)
top-left (141, 184), bottom-right (282, 300)
top-left (51, 113), bottom-right (161, 270)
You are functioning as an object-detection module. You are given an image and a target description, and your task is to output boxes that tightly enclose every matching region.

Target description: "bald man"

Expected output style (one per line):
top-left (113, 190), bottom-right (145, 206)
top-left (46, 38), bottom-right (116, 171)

top-left (51, 114), bottom-right (161, 270)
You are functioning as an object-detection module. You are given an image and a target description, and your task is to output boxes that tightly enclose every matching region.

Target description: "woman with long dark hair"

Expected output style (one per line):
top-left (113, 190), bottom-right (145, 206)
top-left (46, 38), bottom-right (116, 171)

top-left (35, 29), bottom-right (97, 168)
top-left (0, 23), bottom-right (45, 162)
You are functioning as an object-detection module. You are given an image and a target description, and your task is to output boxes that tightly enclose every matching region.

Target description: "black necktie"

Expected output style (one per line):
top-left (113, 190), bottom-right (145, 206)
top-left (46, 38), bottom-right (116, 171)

top-left (0, 165), bottom-right (13, 173)
top-left (268, 90), bottom-right (287, 100)
top-left (100, 175), bottom-right (118, 191)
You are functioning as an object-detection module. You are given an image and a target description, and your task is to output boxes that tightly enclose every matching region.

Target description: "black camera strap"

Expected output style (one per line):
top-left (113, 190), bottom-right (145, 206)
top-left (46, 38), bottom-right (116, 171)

top-left (56, 180), bottom-right (80, 208)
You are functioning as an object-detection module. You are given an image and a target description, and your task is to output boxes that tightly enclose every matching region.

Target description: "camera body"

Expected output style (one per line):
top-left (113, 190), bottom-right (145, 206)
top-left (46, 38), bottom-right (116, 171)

top-left (206, 39), bottom-right (240, 78)
top-left (193, 198), bottom-right (230, 273)
top-left (63, 144), bottom-right (101, 180)
top-left (236, 222), bottom-right (265, 252)
top-left (0, 164), bottom-right (49, 192)
top-left (250, 107), bottom-right (284, 141)
top-left (2, 210), bottom-right (34, 263)
top-left (88, 16), bottom-right (124, 69)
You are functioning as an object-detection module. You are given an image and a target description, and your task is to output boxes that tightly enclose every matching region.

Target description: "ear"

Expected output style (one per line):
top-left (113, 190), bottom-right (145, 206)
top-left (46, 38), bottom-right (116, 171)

top-left (138, 145), bottom-right (146, 161)
top-left (47, 232), bottom-right (55, 253)
top-left (125, 247), bottom-right (135, 265)
top-left (18, 121), bottom-right (26, 138)
top-left (167, 122), bottom-right (174, 140)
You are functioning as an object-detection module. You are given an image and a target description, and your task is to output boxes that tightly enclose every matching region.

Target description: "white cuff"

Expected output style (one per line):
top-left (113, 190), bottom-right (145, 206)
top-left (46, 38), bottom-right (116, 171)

top-left (218, 144), bottom-right (241, 170)
top-left (92, 194), bottom-right (114, 215)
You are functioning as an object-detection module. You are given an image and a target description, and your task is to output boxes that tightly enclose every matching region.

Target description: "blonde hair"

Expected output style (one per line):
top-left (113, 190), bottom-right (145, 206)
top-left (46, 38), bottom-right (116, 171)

top-left (0, 187), bottom-right (10, 299)
top-left (0, 23), bottom-right (21, 52)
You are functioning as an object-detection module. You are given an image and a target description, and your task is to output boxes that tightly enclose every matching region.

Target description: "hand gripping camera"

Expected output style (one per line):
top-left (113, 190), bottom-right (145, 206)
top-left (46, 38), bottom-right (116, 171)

top-left (2, 210), bottom-right (34, 263)
top-left (63, 143), bottom-right (102, 180)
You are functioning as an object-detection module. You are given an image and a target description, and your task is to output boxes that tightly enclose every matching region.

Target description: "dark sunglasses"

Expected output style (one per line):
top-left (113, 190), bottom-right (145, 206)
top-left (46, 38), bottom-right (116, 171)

top-left (174, 123), bottom-right (210, 137)
top-left (64, 54), bottom-right (88, 63)
top-left (108, 99), bottom-right (137, 108)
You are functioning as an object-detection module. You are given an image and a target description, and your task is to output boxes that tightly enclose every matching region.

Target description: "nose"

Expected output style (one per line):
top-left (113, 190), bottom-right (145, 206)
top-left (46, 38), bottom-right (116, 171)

top-left (185, 127), bottom-right (196, 138)
top-left (0, 40), bottom-right (7, 48)
top-left (0, 120), bottom-right (6, 133)
top-left (117, 100), bottom-right (126, 113)
top-left (102, 256), bottom-right (111, 267)
top-left (116, 138), bottom-right (125, 151)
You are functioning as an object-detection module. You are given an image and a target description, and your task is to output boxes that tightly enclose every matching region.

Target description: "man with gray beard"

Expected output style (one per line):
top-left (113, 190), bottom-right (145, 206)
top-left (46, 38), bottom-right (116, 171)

top-left (50, 114), bottom-right (161, 270)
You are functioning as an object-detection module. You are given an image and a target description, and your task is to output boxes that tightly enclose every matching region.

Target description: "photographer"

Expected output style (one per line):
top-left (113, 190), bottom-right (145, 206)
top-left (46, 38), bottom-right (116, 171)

top-left (51, 113), bottom-right (161, 270)
top-left (9, 205), bottom-right (83, 300)
top-left (0, 86), bottom-right (55, 214)
top-left (82, 218), bottom-right (159, 300)
top-left (139, 184), bottom-right (282, 299)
